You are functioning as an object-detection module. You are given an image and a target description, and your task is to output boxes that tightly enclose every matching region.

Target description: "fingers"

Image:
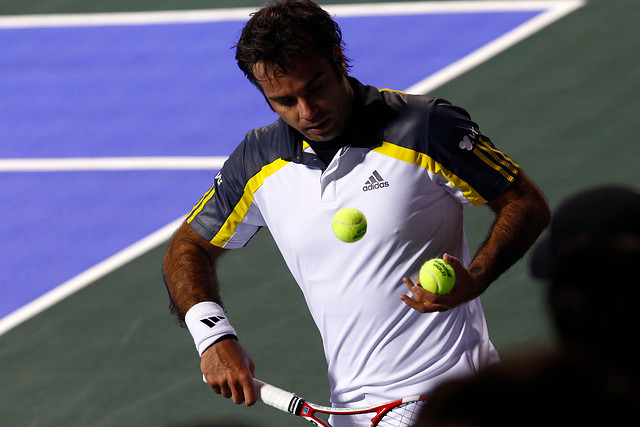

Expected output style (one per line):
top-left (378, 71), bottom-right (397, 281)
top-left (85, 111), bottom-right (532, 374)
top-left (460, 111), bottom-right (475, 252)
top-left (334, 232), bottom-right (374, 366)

top-left (243, 376), bottom-right (258, 406)
top-left (227, 376), bottom-right (252, 405)
top-left (442, 253), bottom-right (463, 276)
top-left (201, 339), bottom-right (258, 406)
top-left (401, 277), bottom-right (450, 313)
top-left (204, 372), bottom-right (258, 406)
top-left (401, 253), bottom-right (479, 312)
top-left (442, 253), bottom-right (457, 264)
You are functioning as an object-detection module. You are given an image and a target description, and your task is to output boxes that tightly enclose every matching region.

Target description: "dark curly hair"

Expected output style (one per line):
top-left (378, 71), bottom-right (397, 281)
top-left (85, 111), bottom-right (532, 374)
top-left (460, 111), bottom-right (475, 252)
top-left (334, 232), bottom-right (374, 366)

top-left (235, 0), bottom-right (351, 87)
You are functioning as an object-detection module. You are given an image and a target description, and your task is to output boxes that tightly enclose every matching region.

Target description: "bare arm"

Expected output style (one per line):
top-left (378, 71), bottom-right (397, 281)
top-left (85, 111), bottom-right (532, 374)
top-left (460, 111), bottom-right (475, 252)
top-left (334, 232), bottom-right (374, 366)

top-left (467, 169), bottom-right (551, 290)
top-left (163, 221), bottom-right (226, 319)
top-left (402, 170), bottom-right (551, 312)
top-left (163, 221), bottom-right (257, 405)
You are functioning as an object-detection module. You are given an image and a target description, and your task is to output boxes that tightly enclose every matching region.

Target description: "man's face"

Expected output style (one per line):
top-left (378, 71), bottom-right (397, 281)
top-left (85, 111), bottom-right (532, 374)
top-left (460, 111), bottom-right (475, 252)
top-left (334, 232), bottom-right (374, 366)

top-left (254, 53), bottom-right (354, 142)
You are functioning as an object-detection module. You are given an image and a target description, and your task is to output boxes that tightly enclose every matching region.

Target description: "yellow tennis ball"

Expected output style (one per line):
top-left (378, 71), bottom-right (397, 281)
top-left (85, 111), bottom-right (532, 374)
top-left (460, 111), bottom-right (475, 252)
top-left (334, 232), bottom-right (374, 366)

top-left (331, 207), bottom-right (367, 243)
top-left (419, 258), bottom-right (456, 294)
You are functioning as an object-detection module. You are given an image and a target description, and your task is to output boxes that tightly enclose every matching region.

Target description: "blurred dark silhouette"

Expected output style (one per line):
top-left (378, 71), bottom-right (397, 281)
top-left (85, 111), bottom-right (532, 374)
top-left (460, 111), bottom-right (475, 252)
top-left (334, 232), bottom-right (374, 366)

top-left (417, 185), bottom-right (640, 426)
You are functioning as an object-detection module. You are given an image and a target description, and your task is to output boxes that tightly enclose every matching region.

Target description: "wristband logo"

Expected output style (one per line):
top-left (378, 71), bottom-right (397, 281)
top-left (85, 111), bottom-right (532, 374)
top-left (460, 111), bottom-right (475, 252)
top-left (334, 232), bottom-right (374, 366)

top-left (200, 315), bottom-right (226, 328)
top-left (363, 170), bottom-right (389, 192)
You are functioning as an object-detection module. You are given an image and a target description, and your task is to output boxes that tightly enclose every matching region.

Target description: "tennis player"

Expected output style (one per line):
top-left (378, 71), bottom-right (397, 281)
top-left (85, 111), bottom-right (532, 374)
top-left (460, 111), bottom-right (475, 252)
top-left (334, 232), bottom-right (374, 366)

top-left (162, 1), bottom-right (550, 425)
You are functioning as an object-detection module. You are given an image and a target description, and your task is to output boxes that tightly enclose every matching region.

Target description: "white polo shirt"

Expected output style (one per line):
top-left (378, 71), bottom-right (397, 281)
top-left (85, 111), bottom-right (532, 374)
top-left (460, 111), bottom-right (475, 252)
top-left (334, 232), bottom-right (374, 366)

top-left (187, 78), bottom-right (517, 405)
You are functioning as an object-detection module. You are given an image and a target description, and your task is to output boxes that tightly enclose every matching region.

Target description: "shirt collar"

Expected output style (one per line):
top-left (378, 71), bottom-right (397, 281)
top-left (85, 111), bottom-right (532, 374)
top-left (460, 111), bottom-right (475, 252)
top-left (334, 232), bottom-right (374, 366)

top-left (288, 77), bottom-right (385, 165)
top-left (339, 76), bottom-right (385, 148)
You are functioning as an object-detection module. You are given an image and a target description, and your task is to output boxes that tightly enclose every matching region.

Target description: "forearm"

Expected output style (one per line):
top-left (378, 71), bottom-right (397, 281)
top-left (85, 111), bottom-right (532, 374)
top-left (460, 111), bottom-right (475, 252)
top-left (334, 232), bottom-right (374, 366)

top-left (163, 223), bottom-right (255, 404)
top-left (470, 171), bottom-right (551, 291)
top-left (162, 221), bottom-right (225, 323)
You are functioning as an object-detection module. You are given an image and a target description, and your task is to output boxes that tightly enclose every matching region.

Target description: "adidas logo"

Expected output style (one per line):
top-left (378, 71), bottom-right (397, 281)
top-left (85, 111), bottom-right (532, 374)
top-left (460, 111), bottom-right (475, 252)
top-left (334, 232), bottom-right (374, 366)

top-left (200, 315), bottom-right (226, 328)
top-left (363, 170), bottom-right (389, 192)
top-left (458, 126), bottom-right (479, 151)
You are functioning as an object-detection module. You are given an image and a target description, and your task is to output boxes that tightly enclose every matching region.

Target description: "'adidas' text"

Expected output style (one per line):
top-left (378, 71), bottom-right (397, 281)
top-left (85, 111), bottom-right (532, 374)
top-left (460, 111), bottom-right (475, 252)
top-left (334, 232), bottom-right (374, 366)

top-left (363, 170), bottom-right (390, 191)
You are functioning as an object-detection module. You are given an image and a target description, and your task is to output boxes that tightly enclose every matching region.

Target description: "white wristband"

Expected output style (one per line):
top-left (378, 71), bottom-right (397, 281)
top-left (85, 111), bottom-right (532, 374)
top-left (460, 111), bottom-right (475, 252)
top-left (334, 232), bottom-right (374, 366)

top-left (185, 301), bottom-right (237, 356)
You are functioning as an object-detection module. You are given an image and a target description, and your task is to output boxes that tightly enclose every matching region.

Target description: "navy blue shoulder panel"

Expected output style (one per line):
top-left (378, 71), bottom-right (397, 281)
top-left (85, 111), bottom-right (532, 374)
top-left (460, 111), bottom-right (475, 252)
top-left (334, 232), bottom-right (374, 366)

top-left (187, 119), bottom-right (296, 241)
top-left (380, 90), bottom-right (519, 201)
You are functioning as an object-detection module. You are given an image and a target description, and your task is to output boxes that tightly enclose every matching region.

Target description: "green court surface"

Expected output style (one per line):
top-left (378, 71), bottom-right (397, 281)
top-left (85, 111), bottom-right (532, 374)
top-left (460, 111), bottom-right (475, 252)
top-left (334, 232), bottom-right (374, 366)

top-left (1, 0), bottom-right (639, 425)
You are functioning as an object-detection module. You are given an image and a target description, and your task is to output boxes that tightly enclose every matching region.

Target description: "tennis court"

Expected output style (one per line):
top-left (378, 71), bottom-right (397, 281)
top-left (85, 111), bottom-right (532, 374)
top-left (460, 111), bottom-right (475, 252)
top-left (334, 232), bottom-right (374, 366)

top-left (1, 0), bottom-right (638, 425)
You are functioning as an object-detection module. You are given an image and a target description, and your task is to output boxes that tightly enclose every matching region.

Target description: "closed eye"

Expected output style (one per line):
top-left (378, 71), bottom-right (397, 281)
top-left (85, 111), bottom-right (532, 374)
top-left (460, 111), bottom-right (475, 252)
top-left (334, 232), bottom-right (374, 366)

top-left (307, 80), bottom-right (323, 94)
top-left (270, 96), bottom-right (297, 108)
top-left (268, 71), bottom-right (325, 108)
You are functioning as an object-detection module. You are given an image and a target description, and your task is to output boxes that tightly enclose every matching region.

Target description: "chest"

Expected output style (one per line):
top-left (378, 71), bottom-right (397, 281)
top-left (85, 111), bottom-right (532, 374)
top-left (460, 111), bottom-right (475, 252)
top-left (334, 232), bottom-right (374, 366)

top-left (252, 147), bottom-right (460, 255)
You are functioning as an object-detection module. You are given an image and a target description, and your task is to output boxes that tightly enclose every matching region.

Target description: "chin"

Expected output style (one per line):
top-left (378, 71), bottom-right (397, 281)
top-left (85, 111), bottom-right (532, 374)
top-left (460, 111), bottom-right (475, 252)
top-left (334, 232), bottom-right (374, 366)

top-left (304, 133), bottom-right (330, 142)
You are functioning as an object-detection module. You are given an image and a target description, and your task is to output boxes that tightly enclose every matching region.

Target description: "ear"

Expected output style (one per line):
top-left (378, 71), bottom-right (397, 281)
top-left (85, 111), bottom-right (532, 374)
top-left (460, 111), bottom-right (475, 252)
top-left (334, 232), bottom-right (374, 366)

top-left (333, 47), bottom-right (347, 75)
top-left (339, 60), bottom-right (347, 75)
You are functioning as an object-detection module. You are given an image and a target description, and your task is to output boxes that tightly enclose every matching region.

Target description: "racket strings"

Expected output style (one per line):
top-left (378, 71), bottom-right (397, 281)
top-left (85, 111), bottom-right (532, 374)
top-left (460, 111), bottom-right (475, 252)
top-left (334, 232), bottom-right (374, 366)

top-left (377, 401), bottom-right (425, 427)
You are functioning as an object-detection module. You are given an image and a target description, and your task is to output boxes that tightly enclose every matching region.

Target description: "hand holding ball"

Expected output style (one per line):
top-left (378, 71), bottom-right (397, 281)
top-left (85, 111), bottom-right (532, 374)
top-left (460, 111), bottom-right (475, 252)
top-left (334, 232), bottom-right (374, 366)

top-left (419, 258), bottom-right (456, 294)
top-left (332, 208), bottom-right (367, 243)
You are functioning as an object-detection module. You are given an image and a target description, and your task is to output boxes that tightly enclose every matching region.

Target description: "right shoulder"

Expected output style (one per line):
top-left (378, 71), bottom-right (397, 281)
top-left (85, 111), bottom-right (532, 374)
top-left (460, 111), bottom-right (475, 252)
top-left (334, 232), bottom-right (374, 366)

top-left (224, 119), bottom-right (297, 178)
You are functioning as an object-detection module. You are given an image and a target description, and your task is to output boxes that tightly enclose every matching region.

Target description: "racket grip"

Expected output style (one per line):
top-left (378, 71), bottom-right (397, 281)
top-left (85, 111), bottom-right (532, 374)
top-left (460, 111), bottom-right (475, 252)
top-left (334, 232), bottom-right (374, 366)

top-left (254, 378), bottom-right (302, 414)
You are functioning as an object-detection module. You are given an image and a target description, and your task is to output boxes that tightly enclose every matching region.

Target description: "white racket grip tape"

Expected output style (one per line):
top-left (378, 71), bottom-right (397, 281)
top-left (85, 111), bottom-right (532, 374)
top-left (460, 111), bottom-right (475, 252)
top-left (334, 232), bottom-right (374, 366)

top-left (199, 375), bottom-right (303, 415)
top-left (255, 379), bottom-right (302, 414)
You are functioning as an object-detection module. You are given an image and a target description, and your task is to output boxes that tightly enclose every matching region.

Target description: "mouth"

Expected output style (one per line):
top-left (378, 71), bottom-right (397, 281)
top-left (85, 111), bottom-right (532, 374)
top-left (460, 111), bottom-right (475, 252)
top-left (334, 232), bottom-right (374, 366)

top-left (304, 118), bottom-right (330, 136)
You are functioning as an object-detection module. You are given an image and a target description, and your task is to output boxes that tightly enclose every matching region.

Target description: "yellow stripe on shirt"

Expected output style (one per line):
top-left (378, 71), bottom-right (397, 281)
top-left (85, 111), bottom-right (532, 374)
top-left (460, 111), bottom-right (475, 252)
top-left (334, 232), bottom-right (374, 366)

top-left (208, 158), bottom-right (289, 247)
top-left (186, 184), bottom-right (216, 223)
top-left (472, 137), bottom-right (519, 182)
top-left (373, 141), bottom-right (488, 206)
top-left (379, 88), bottom-right (406, 94)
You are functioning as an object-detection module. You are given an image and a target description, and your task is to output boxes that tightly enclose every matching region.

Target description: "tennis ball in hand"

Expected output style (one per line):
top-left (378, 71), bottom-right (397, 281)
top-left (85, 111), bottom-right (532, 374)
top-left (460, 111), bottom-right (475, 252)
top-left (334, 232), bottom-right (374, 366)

top-left (419, 258), bottom-right (456, 294)
top-left (332, 207), bottom-right (367, 243)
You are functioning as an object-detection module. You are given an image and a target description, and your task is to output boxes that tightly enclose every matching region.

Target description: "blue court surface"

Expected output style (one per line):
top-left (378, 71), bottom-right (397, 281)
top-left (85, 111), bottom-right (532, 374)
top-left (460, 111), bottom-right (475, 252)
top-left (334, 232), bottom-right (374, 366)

top-left (0, 3), bottom-right (565, 327)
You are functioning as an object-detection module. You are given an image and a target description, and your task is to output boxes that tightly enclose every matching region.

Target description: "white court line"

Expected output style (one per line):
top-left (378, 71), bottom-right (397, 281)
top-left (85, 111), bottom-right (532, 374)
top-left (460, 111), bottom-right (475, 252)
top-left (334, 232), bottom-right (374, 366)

top-left (0, 0), bottom-right (586, 336)
top-left (0, 157), bottom-right (227, 172)
top-left (0, 217), bottom-right (185, 336)
top-left (0, 1), bottom-right (583, 27)
top-left (0, 8), bottom-right (255, 27)
top-left (330, 1), bottom-right (584, 16)
top-left (406, 0), bottom-right (585, 94)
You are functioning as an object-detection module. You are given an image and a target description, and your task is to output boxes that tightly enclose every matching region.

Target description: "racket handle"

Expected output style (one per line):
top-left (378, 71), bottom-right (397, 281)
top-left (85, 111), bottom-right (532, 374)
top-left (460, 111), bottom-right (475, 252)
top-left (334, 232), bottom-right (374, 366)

top-left (254, 378), bottom-right (304, 414)
top-left (201, 375), bottom-right (302, 415)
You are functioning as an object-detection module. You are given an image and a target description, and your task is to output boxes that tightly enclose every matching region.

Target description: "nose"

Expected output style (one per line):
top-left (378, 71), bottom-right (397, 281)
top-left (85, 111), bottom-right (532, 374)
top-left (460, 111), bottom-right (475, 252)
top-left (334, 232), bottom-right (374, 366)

top-left (298, 97), bottom-right (316, 121)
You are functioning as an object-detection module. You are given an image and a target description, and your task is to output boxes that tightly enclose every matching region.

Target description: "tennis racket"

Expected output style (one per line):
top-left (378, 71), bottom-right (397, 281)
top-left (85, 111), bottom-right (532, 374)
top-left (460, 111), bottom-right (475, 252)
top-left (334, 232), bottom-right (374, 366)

top-left (255, 378), bottom-right (427, 427)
